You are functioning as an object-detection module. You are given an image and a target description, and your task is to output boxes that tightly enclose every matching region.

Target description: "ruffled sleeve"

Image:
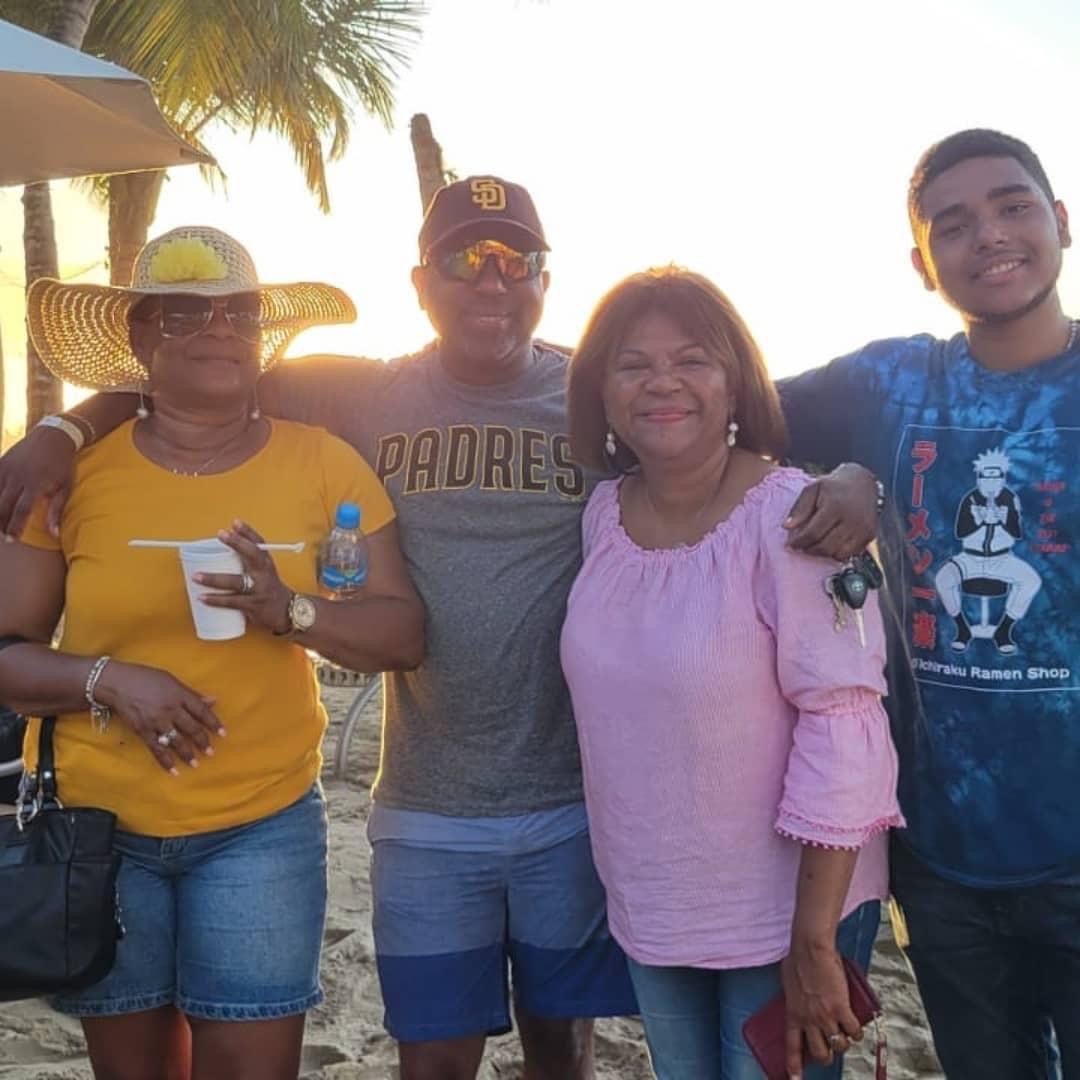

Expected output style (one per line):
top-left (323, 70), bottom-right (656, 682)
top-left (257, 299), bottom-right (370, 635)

top-left (754, 473), bottom-right (905, 849)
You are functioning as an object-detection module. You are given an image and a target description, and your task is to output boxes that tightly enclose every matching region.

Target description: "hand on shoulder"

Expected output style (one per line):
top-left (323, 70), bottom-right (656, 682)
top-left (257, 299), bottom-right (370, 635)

top-left (0, 424), bottom-right (78, 541)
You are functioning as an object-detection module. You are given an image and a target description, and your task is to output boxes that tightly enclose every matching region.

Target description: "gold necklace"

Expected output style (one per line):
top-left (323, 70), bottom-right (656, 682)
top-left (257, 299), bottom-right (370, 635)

top-left (639, 452), bottom-right (735, 546)
top-left (144, 419), bottom-right (255, 477)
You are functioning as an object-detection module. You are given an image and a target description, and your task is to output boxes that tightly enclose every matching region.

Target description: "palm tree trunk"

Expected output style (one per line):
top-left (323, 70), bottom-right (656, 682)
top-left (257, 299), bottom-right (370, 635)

top-left (108, 170), bottom-right (166, 286)
top-left (45, 0), bottom-right (98, 47)
top-left (410, 114), bottom-right (447, 213)
top-left (23, 182), bottom-right (64, 423)
top-left (22, 0), bottom-right (101, 427)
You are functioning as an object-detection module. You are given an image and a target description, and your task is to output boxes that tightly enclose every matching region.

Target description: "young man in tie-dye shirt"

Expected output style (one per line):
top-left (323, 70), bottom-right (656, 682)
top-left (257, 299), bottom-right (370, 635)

top-left (780, 129), bottom-right (1079, 1078)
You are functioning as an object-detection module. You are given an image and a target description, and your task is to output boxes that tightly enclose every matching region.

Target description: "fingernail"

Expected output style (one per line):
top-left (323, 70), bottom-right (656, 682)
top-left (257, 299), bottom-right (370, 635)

top-left (193, 573), bottom-right (204, 584)
top-left (217, 727), bottom-right (228, 737)
top-left (169, 767), bottom-right (179, 777)
top-left (204, 746), bottom-right (215, 757)
top-left (2, 533), bottom-right (13, 544)
top-left (783, 516), bottom-right (794, 527)
top-left (188, 758), bottom-right (199, 769)
top-left (218, 529), bottom-right (230, 540)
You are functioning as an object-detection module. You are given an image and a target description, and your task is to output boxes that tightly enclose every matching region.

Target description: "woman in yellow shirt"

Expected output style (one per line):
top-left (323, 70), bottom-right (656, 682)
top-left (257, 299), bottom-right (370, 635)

top-left (0, 226), bottom-right (425, 1080)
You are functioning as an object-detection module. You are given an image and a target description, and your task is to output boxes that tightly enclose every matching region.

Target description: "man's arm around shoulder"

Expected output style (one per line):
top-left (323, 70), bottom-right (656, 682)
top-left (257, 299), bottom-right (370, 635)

top-left (778, 348), bottom-right (881, 557)
top-left (259, 353), bottom-right (391, 437)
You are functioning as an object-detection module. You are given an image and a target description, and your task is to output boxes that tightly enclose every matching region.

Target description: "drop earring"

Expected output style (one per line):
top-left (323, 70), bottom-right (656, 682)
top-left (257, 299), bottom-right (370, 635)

top-left (726, 420), bottom-right (739, 448)
top-left (136, 383), bottom-right (150, 420)
top-left (249, 389), bottom-right (261, 421)
top-left (605, 428), bottom-right (617, 457)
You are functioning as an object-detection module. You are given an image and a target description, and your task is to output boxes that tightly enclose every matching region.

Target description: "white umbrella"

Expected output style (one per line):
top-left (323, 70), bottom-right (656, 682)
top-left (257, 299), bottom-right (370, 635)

top-left (0, 17), bottom-right (213, 186)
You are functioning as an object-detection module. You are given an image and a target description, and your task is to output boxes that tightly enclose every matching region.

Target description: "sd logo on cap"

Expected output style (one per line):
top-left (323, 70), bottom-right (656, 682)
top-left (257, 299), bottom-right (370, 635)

top-left (419, 175), bottom-right (549, 258)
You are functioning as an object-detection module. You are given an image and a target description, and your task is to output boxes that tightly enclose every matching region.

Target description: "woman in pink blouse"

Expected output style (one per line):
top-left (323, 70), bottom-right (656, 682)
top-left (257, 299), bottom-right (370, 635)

top-left (561, 267), bottom-right (903, 1080)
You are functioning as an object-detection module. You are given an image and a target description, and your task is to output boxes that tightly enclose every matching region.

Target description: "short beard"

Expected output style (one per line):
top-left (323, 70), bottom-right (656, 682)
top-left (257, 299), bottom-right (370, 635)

top-left (961, 277), bottom-right (1059, 326)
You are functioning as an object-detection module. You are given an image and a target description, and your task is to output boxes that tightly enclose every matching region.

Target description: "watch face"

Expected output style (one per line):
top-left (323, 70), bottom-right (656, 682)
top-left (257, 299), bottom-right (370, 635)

top-left (292, 595), bottom-right (317, 631)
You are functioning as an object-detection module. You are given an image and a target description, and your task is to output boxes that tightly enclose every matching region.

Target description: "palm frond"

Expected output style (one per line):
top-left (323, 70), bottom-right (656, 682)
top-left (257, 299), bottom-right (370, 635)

top-left (78, 0), bottom-right (424, 211)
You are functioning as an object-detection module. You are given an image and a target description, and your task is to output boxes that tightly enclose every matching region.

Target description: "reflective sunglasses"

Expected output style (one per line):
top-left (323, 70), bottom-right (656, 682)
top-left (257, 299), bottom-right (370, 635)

top-left (429, 240), bottom-right (546, 284)
top-left (150, 294), bottom-right (263, 342)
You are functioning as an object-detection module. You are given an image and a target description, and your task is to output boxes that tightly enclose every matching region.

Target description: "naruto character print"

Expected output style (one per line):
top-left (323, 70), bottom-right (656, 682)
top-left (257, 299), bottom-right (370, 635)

top-left (933, 448), bottom-right (1042, 655)
top-left (897, 425), bottom-right (1075, 694)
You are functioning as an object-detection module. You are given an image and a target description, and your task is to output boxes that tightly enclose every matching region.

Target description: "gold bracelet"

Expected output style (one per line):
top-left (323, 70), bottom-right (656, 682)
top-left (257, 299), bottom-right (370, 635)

top-left (63, 412), bottom-right (96, 445)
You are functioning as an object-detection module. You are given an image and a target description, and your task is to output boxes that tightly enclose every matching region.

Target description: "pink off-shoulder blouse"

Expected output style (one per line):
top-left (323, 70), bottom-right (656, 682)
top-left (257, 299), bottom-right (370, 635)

top-left (560, 468), bottom-right (904, 969)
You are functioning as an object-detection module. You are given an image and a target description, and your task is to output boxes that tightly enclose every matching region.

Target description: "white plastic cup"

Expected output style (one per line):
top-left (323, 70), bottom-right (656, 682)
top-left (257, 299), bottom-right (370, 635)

top-left (178, 539), bottom-right (246, 641)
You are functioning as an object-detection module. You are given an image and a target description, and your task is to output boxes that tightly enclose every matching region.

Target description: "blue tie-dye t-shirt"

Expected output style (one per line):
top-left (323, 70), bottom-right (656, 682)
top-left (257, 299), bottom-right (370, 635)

top-left (779, 331), bottom-right (1080, 887)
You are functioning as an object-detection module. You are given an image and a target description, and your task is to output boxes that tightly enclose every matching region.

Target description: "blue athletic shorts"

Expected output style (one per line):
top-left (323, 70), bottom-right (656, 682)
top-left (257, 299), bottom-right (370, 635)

top-left (52, 785), bottom-right (328, 1021)
top-left (370, 811), bottom-right (638, 1042)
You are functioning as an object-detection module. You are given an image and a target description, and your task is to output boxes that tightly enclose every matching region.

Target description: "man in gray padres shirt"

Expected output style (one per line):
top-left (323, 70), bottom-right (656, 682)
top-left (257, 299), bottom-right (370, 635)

top-left (268, 177), bottom-right (639, 1079)
top-left (0, 175), bottom-right (879, 1080)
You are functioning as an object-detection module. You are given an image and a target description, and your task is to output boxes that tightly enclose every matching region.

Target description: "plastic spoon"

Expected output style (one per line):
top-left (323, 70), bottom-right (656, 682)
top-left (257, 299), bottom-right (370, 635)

top-left (129, 539), bottom-right (306, 552)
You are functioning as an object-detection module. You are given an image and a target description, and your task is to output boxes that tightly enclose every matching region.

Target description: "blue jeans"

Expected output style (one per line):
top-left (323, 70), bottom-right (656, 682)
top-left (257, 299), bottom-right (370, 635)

top-left (891, 838), bottom-right (1080, 1079)
top-left (627, 900), bottom-right (881, 1080)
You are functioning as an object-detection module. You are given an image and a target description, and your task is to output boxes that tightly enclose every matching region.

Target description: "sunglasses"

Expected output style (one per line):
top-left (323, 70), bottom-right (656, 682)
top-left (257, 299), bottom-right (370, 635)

top-left (140, 294), bottom-right (263, 343)
top-left (429, 240), bottom-right (546, 284)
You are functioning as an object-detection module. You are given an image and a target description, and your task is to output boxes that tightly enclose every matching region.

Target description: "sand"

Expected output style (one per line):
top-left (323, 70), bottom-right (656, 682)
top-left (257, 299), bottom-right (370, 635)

top-left (0, 684), bottom-right (943, 1079)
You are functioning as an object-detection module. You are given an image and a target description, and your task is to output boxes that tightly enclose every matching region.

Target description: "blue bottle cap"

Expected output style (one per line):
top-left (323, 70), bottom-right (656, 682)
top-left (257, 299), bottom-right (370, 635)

top-left (335, 502), bottom-right (361, 529)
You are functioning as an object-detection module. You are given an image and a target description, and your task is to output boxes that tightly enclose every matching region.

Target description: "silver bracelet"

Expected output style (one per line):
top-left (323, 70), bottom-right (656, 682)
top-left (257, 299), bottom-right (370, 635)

top-left (84, 655), bottom-right (112, 733)
top-left (37, 414), bottom-right (85, 451)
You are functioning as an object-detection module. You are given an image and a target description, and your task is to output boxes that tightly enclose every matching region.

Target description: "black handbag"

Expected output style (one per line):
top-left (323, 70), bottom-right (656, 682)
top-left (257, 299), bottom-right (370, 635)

top-left (0, 716), bottom-right (123, 1001)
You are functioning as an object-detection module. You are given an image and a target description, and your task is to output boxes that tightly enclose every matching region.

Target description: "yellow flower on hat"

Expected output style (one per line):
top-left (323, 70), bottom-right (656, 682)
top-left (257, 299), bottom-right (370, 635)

top-left (148, 238), bottom-right (227, 285)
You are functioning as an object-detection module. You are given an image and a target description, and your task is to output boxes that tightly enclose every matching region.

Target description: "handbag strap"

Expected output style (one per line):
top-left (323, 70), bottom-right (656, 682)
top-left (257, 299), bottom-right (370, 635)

top-left (36, 716), bottom-right (60, 806)
top-left (15, 715), bottom-right (59, 827)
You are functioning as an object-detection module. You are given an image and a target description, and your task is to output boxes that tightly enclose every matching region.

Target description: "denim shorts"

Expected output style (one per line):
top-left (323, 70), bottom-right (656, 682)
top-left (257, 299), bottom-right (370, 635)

top-left (370, 825), bottom-right (638, 1042)
top-left (52, 785), bottom-right (328, 1020)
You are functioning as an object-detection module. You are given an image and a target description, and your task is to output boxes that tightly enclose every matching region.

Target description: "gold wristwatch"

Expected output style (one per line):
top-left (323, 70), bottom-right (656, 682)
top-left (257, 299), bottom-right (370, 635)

top-left (284, 592), bottom-right (317, 635)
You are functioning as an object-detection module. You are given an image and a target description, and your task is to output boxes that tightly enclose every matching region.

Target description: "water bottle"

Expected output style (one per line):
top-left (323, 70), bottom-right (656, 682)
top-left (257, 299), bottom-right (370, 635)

top-left (318, 502), bottom-right (368, 595)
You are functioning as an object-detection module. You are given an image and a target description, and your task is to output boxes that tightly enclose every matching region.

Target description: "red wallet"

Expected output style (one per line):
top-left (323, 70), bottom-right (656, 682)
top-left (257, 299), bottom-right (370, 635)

top-left (741, 957), bottom-right (887, 1080)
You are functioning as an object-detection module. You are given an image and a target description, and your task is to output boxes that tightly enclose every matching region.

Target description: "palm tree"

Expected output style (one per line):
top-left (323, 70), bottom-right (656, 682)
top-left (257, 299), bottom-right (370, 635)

top-left (85, 0), bottom-right (423, 286)
top-left (1, 0), bottom-right (422, 424)
top-left (9, 0), bottom-right (102, 423)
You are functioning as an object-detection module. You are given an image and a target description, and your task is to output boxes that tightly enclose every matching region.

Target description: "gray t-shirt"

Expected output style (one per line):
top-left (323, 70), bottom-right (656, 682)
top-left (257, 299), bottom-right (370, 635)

top-left (276, 344), bottom-right (590, 815)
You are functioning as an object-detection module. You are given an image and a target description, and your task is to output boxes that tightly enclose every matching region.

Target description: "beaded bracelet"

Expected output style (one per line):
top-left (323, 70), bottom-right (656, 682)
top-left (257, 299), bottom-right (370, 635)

top-left (66, 412), bottom-right (97, 445)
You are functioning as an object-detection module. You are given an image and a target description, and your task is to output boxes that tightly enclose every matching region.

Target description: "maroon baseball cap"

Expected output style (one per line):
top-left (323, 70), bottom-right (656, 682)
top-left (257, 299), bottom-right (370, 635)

top-left (419, 176), bottom-right (550, 259)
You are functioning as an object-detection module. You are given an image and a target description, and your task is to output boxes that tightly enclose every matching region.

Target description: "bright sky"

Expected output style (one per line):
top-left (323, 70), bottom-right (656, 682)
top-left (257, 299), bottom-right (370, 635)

top-left (3, 0), bottom-right (1079, 439)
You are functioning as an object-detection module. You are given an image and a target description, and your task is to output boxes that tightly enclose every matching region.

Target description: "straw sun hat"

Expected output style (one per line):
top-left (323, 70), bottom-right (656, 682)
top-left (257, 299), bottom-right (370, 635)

top-left (27, 225), bottom-right (357, 391)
